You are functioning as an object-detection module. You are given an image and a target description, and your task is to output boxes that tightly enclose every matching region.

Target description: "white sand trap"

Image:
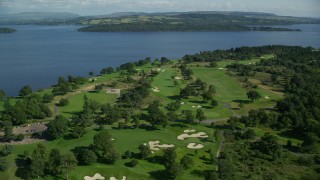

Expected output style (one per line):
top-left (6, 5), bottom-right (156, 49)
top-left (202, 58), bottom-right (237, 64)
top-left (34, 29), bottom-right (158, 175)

top-left (197, 105), bottom-right (202, 108)
top-left (181, 102), bottom-right (185, 105)
top-left (218, 68), bottom-right (225, 70)
top-left (110, 176), bottom-right (126, 180)
top-left (148, 140), bottom-right (175, 151)
top-left (111, 138), bottom-right (115, 141)
top-left (265, 96), bottom-right (270, 99)
top-left (152, 87), bottom-right (160, 92)
top-left (157, 68), bottom-right (161, 71)
top-left (84, 173), bottom-right (105, 180)
top-left (192, 106), bottom-right (196, 108)
top-left (177, 132), bottom-right (208, 140)
top-left (187, 143), bottom-right (204, 149)
top-left (107, 89), bottom-right (121, 94)
top-left (184, 129), bottom-right (196, 133)
top-left (161, 70), bottom-right (165, 72)
top-left (175, 77), bottom-right (182, 80)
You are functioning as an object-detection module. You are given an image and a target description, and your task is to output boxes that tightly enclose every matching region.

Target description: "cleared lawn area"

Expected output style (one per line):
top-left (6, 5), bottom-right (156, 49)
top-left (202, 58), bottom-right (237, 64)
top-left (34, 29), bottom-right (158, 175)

top-left (59, 91), bottom-right (118, 117)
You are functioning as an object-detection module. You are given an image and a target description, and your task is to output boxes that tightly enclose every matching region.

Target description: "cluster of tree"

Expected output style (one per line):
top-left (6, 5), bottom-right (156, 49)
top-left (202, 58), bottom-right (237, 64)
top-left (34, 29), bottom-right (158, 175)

top-left (226, 63), bottom-right (256, 76)
top-left (52, 76), bottom-right (86, 95)
top-left (17, 144), bottom-right (77, 179)
top-left (118, 82), bottom-right (150, 108)
top-left (179, 64), bottom-right (193, 80)
top-left (0, 94), bottom-right (51, 130)
top-left (0, 145), bottom-right (12, 171)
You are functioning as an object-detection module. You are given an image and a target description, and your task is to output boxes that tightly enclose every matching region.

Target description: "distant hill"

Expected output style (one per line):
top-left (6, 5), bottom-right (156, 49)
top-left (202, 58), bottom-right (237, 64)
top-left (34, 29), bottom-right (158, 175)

top-left (0, 12), bottom-right (80, 24)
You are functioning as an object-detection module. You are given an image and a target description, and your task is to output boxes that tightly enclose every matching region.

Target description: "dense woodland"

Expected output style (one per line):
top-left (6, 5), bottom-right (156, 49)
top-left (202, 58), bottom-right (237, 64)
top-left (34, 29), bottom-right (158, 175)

top-left (0, 45), bottom-right (320, 179)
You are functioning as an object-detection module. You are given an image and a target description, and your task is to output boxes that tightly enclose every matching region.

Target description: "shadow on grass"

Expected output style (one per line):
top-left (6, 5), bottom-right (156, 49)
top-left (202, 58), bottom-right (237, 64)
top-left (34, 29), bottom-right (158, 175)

top-left (149, 170), bottom-right (168, 180)
top-left (167, 95), bottom-right (181, 100)
top-left (188, 100), bottom-right (206, 104)
top-left (15, 157), bottom-right (31, 180)
top-left (232, 99), bottom-right (251, 104)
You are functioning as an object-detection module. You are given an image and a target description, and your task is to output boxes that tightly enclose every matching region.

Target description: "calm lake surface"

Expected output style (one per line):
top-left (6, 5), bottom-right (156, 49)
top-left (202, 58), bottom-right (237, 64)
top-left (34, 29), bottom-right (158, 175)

top-left (0, 24), bottom-right (319, 95)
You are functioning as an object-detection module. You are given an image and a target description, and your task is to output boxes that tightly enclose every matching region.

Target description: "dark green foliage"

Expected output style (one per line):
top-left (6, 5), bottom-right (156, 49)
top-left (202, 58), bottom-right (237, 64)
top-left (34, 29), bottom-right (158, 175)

top-left (247, 90), bottom-right (261, 102)
top-left (0, 89), bottom-right (6, 101)
top-left (180, 155), bottom-right (194, 169)
top-left (2, 121), bottom-right (14, 142)
top-left (1, 94), bottom-right (51, 125)
top-left (205, 171), bottom-right (219, 180)
top-left (163, 147), bottom-right (177, 167)
top-left (301, 133), bottom-right (319, 153)
top-left (77, 149), bottom-right (97, 165)
top-left (0, 158), bottom-right (9, 171)
top-left (243, 129), bottom-right (256, 139)
top-left (196, 109), bottom-right (206, 123)
top-left (42, 93), bottom-right (54, 103)
top-left (297, 156), bottom-right (314, 166)
top-left (93, 131), bottom-right (119, 164)
top-left (47, 149), bottom-right (61, 175)
top-left (123, 150), bottom-right (132, 159)
top-left (128, 159), bottom-right (138, 167)
top-left (255, 133), bottom-right (281, 156)
top-left (147, 100), bottom-right (168, 127)
top-left (100, 67), bottom-right (114, 74)
top-left (58, 98), bottom-right (69, 106)
top-left (15, 134), bottom-right (24, 141)
top-left (167, 101), bottom-right (181, 111)
top-left (138, 144), bottom-right (151, 159)
top-left (211, 99), bottom-right (218, 107)
top-left (1, 145), bottom-right (13, 156)
top-left (46, 115), bottom-right (69, 140)
top-left (19, 85), bottom-right (32, 97)
top-left (218, 154), bottom-right (235, 179)
top-left (29, 144), bottom-right (47, 178)
top-left (182, 110), bottom-right (195, 124)
top-left (70, 125), bottom-right (86, 138)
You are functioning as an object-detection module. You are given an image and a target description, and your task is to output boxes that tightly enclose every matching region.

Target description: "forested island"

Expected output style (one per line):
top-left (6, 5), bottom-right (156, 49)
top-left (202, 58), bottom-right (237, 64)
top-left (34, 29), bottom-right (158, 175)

top-left (0, 28), bottom-right (16, 33)
top-left (0, 45), bottom-right (320, 179)
top-left (77, 12), bottom-right (318, 32)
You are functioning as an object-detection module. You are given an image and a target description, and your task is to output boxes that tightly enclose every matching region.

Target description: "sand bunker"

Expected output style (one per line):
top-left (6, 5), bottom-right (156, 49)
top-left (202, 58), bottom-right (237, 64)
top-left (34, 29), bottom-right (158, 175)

top-left (84, 173), bottom-right (105, 180)
top-left (107, 88), bottom-right (121, 94)
top-left (110, 176), bottom-right (126, 180)
top-left (187, 143), bottom-right (204, 149)
top-left (181, 102), bottom-right (185, 105)
top-left (265, 96), bottom-right (270, 99)
top-left (184, 129), bottom-right (196, 133)
top-left (148, 140), bottom-right (175, 151)
top-left (175, 77), bottom-right (182, 80)
top-left (218, 68), bottom-right (225, 70)
top-left (192, 105), bottom-right (202, 108)
top-left (177, 132), bottom-right (208, 140)
top-left (152, 87), bottom-right (160, 92)
top-left (161, 70), bottom-right (165, 72)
